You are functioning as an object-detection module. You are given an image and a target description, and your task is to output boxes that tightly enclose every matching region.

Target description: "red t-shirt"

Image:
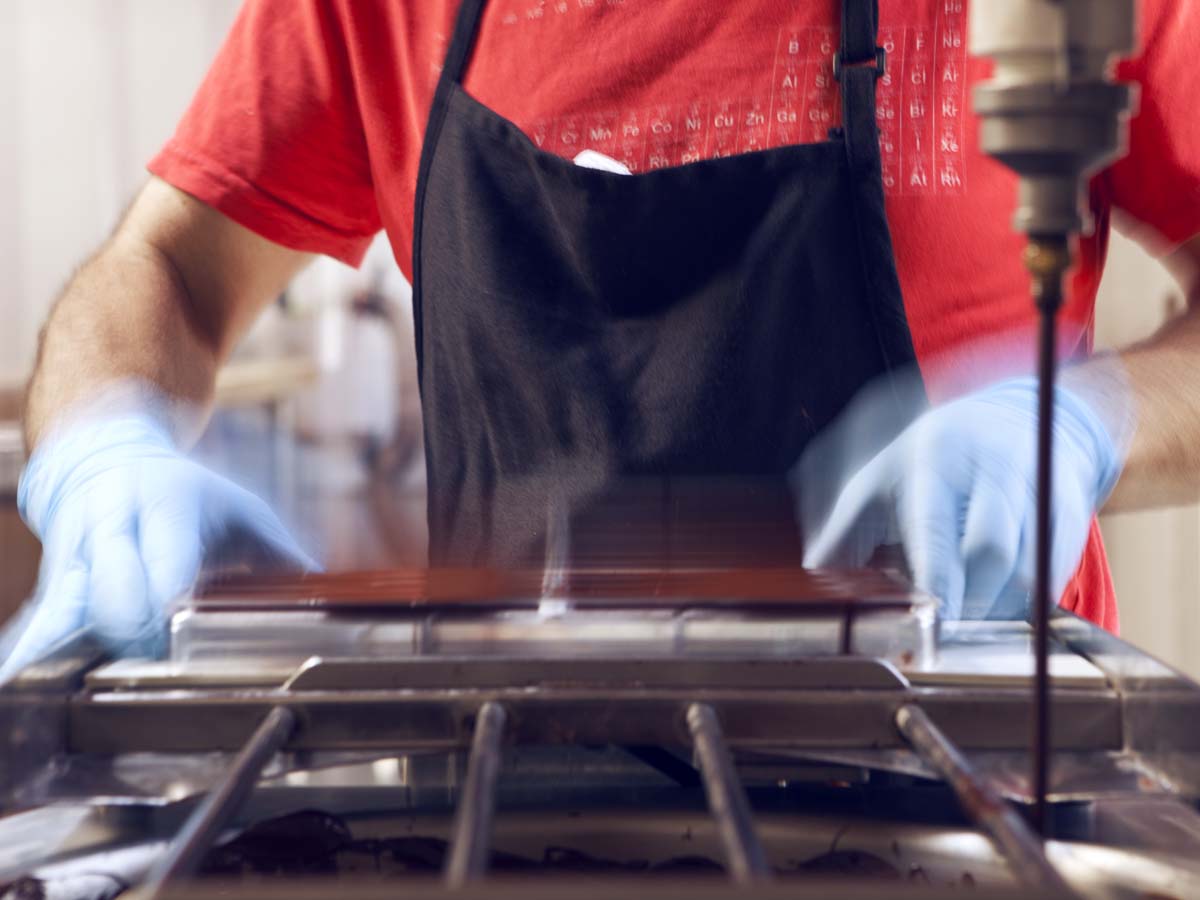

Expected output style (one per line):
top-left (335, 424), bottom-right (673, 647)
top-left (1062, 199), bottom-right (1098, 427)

top-left (150, 0), bottom-right (1200, 632)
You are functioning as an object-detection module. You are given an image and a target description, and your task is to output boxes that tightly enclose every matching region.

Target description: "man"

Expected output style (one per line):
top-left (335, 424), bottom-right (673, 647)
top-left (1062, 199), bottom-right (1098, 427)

top-left (4, 0), bottom-right (1200, 674)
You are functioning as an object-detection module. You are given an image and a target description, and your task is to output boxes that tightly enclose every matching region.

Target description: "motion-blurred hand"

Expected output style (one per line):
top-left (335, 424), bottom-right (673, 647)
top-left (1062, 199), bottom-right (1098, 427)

top-left (0, 408), bottom-right (316, 679)
top-left (803, 377), bottom-right (1127, 619)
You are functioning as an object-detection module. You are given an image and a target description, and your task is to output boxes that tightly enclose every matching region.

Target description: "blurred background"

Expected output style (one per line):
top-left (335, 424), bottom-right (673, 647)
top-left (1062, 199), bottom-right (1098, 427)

top-left (0, 1), bottom-right (1194, 675)
top-left (0, 0), bottom-right (430, 622)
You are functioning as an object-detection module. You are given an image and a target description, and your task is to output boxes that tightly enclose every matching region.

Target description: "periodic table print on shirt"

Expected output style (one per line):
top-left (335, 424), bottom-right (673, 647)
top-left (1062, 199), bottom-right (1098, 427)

top-left (498, 0), bottom-right (968, 196)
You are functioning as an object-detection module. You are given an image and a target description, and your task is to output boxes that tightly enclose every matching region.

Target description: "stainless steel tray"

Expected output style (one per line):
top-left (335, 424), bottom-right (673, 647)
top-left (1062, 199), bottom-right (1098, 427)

top-left (173, 567), bottom-right (937, 669)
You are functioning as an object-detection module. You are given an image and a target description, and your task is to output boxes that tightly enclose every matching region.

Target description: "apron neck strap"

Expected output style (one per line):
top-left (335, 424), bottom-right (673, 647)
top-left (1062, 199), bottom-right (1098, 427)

top-left (441, 0), bottom-right (488, 86)
top-left (836, 0), bottom-right (885, 178)
top-left (839, 0), bottom-right (881, 73)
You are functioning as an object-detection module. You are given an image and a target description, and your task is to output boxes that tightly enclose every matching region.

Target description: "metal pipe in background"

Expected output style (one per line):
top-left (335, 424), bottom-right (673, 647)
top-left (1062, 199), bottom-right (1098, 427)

top-left (968, 0), bottom-right (1137, 841)
top-left (444, 701), bottom-right (508, 887)
top-left (895, 703), bottom-right (1074, 897)
top-left (142, 705), bottom-right (297, 897)
top-left (1026, 241), bottom-right (1070, 836)
top-left (539, 500), bottom-right (571, 605)
top-left (686, 702), bottom-right (772, 884)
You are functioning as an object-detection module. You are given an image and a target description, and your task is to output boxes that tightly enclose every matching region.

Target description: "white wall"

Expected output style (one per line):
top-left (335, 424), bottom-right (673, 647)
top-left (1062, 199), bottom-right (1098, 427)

top-left (0, 0), bottom-right (241, 383)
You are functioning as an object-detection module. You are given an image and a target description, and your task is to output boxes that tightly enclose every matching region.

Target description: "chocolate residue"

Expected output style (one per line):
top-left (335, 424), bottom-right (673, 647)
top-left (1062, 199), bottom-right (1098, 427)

top-left (801, 850), bottom-right (900, 880)
top-left (198, 809), bottom-right (904, 882)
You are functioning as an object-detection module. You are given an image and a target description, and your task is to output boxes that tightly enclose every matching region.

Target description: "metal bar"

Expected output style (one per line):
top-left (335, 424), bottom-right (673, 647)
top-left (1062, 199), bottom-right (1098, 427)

top-left (1024, 239), bottom-right (1071, 836)
top-left (1029, 249), bottom-right (1067, 838)
top-left (122, 879), bottom-right (1077, 900)
top-left (538, 500), bottom-right (571, 608)
top-left (68, 688), bottom-right (1123, 755)
top-left (895, 703), bottom-right (1073, 896)
top-left (142, 705), bottom-right (296, 896)
top-left (281, 656), bottom-right (909, 692)
top-left (1, 629), bottom-right (106, 693)
top-left (444, 701), bottom-right (507, 886)
top-left (686, 702), bottom-right (772, 884)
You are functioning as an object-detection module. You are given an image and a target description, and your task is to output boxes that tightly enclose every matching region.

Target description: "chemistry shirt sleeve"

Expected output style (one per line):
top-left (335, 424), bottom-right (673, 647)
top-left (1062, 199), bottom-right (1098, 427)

top-left (148, 0), bottom-right (380, 266)
top-left (1102, 1), bottom-right (1200, 254)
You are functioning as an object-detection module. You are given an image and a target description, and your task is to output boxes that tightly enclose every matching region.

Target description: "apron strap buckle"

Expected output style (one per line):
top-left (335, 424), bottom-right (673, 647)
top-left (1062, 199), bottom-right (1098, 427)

top-left (833, 46), bottom-right (887, 82)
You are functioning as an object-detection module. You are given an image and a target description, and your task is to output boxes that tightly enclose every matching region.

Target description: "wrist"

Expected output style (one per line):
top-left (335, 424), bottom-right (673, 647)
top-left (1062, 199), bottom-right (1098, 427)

top-left (1056, 382), bottom-right (1128, 503)
top-left (18, 387), bottom-right (182, 536)
top-left (982, 374), bottom-right (1130, 504)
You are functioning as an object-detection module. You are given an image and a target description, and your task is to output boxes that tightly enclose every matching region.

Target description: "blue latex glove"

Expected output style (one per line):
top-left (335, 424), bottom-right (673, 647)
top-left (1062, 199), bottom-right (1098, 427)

top-left (803, 377), bottom-right (1127, 619)
top-left (0, 410), bottom-right (317, 678)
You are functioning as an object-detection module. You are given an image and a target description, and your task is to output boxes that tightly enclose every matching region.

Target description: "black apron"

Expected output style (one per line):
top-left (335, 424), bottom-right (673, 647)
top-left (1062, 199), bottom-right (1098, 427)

top-left (412, 0), bottom-right (921, 568)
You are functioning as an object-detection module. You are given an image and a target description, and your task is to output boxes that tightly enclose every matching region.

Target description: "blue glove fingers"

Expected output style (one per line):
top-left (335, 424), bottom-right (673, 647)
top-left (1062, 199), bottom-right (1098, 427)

top-left (803, 453), bottom-right (894, 570)
top-left (959, 479), bottom-right (1025, 620)
top-left (0, 603), bottom-right (43, 678)
top-left (1049, 486), bottom-right (1095, 604)
top-left (994, 482), bottom-right (1091, 619)
top-left (0, 562), bottom-right (89, 681)
top-left (137, 497), bottom-right (204, 612)
top-left (898, 473), bottom-right (966, 620)
top-left (86, 528), bottom-right (163, 658)
top-left (219, 483), bottom-right (321, 573)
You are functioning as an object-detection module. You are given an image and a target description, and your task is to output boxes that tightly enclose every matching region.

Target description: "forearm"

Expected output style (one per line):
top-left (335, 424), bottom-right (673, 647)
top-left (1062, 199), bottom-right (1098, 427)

top-left (23, 178), bottom-right (314, 452)
top-left (1094, 301), bottom-right (1200, 510)
top-left (24, 235), bottom-right (221, 450)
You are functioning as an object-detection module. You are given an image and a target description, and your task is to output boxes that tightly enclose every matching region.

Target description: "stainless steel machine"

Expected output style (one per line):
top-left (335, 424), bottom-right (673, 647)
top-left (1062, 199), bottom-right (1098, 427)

top-left (3, 568), bottom-right (1200, 899)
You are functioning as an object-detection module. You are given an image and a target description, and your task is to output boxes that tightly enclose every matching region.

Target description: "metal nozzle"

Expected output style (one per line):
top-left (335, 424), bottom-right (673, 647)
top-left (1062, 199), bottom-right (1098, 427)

top-left (970, 0), bottom-right (1138, 237)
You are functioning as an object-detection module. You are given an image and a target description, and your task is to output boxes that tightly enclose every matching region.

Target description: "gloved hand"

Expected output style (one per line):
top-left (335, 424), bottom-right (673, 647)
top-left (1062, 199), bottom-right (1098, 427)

top-left (0, 405), bottom-right (317, 679)
top-left (803, 377), bottom-right (1128, 619)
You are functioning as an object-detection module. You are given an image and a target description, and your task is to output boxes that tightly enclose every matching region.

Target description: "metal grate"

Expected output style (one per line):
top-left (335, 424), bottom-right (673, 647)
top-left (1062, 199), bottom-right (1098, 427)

top-left (102, 653), bottom-right (1081, 899)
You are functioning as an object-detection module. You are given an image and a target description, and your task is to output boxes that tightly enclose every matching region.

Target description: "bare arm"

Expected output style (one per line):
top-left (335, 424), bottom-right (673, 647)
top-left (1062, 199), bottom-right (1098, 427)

top-left (1093, 234), bottom-right (1200, 510)
top-left (23, 177), bottom-right (313, 449)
